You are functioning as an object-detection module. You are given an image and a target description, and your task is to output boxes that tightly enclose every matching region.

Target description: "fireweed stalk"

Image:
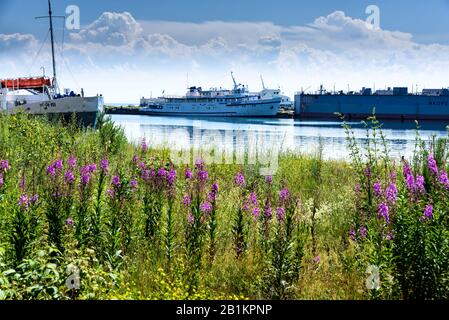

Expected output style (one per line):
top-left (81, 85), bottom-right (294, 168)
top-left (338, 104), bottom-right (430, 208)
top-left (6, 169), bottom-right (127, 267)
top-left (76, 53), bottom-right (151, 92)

top-left (183, 159), bottom-right (210, 287)
top-left (259, 175), bottom-right (273, 252)
top-left (106, 172), bottom-right (136, 267)
top-left (44, 158), bottom-right (70, 252)
top-left (90, 158), bottom-right (109, 253)
top-left (164, 164), bottom-right (177, 264)
top-left (207, 181), bottom-right (219, 262)
top-left (10, 191), bottom-right (40, 265)
top-left (265, 186), bottom-right (302, 299)
top-left (139, 160), bottom-right (166, 241)
top-left (75, 162), bottom-right (97, 247)
top-left (233, 171), bottom-right (248, 259)
top-left (0, 159), bottom-right (10, 195)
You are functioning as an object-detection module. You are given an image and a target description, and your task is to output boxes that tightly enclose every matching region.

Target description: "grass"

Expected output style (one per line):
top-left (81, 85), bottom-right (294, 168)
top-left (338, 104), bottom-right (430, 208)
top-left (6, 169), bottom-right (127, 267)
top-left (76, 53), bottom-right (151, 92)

top-left (0, 113), bottom-right (447, 300)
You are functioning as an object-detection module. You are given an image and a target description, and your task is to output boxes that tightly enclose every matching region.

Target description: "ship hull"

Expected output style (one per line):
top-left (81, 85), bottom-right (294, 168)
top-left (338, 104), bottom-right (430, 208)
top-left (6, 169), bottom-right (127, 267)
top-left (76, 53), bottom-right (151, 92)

top-left (4, 96), bottom-right (104, 127)
top-left (295, 94), bottom-right (449, 120)
top-left (140, 99), bottom-right (280, 117)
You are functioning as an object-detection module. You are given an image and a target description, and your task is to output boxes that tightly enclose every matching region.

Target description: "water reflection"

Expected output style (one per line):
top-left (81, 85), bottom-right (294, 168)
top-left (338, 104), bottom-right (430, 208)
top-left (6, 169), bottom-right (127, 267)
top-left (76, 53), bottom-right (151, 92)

top-left (109, 115), bottom-right (448, 160)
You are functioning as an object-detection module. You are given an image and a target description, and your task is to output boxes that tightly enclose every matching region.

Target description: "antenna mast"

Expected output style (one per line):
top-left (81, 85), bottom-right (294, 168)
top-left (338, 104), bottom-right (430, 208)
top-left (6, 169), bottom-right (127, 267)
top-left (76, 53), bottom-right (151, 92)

top-left (36, 0), bottom-right (64, 91)
top-left (48, 0), bottom-right (57, 85)
top-left (260, 75), bottom-right (266, 90)
top-left (231, 71), bottom-right (237, 90)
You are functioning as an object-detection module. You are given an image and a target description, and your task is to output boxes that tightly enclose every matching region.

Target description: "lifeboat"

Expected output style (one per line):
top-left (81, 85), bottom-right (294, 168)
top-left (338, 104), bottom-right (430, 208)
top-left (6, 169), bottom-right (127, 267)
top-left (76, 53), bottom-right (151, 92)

top-left (0, 77), bottom-right (52, 90)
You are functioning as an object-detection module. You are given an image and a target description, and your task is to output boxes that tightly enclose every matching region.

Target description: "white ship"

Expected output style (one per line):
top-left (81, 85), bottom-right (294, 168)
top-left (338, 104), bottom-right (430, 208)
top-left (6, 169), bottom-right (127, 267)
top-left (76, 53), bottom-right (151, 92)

top-left (0, 0), bottom-right (103, 127)
top-left (139, 73), bottom-right (281, 117)
top-left (257, 76), bottom-right (293, 110)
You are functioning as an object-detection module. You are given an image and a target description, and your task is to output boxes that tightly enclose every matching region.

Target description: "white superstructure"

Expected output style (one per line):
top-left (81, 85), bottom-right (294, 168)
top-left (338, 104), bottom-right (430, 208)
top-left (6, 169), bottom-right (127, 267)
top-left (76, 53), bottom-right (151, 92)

top-left (140, 73), bottom-right (281, 117)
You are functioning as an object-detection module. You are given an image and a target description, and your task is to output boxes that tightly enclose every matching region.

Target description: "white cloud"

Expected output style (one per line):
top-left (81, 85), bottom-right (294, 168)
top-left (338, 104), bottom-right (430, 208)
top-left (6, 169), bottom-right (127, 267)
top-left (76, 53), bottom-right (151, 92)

top-left (2, 10), bottom-right (449, 102)
top-left (0, 33), bottom-right (37, 52)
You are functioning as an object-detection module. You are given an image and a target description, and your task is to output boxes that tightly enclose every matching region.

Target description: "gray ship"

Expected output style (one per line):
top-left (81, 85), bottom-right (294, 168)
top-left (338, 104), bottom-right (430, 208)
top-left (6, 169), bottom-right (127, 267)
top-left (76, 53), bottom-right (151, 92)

top-left (295, 86), bottom-right (449, 120)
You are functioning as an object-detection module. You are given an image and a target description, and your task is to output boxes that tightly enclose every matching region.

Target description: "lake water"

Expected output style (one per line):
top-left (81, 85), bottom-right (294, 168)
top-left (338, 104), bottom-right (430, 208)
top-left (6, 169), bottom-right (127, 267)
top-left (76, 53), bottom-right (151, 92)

top-left (109, 114), bottom-right (449, 161)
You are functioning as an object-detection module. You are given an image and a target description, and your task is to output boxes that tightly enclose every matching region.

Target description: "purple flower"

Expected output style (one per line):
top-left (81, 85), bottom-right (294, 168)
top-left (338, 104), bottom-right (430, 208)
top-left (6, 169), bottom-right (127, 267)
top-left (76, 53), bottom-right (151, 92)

top-left (386, 182), bottom-right (398, 204)
top-left (106, 188), bottom-right (115, 198)
top-left (130, 178), bottom-right (138, 189)
top-left (167, 169), bottom-right (176, 186)
top-left (406, 174), bottom-right (415, 192)
top-left (377, 202), bottom-right (390, 225)
top-left (0, 159), bottom-right (10, 172)
top-left (365, 167), bottom-right (372, 178)
top-left (354, 184), bottom-right (361, 193)
top-left (141, 138), bottom-right (148, 153)
top-left (100, 159), bottom-right (109, 174)
top-left (0, 173), bottom-right (3, 188)
top-left (359, 226), bottom-right (368, 239)
top-left (276, 207), bottom-right (285, 222)
top-left (195, 158), bottom-right (204, 170)
top-left (47, 165), bottom-right (56, 177)
top-left (138, 161), bottom-right (146, 170)
top-left (19, 177), bottom-right (26, 191)
top-left (264, 203), bottom-right (272, 219)
top-left (279, 187), bottom-right (290, 203)
top-left (112, 175), bottom-right (121, 189)
top-left (182, 195), bottom-right (191, 207)
top-left (66, 218), bottom-right (74, 226)
top-left (416, 175), bottom-right (426, 194)
top-left (80, 165), bottom-right (93, 186)
top-left (185, 168), bottom-right (193, 180)
top-left (157, 168), bottom-right (167, 178)
top-left (187, 212), bottom-right (194, 225)
top-left (403, 163), bottom-right (412, 178)
top-left (249, 192), bottom-right (258, 205)
top-left (208, 191), bottom-right (217, 202)
top-left (200, 201), bottom-right (213, 214)
top-left (30, 194), bottom-right (39, 205)
top-left (88, 163), bottom-right (97, 173)
top-left (141, 169), bottom-right (150, 181)
top-left (53, 159), bottom-right (63, 171)
top-left (252, 206), bottom-right (260, 218)
top-left (67, 156), bottom-right (77, 169)
top-left (349, 227), bottom-right (356, 241)
top-left (211, 183), bottom-right (219, 193)
top-left (198, 170), bottom-right (209, 183)
top-left (81, 173), bottom-right (91, 186)
top-left (373, 181), bottom-right (382, 197)
top-left (132, 155), bottom-right (138, 163)
top-left (313, 255), bottom-right (321, 264)
top-left (385, 232), bottom-right (394, 241)
top-left (18, 194), bottom-right (29, 209)
top-left (439, 171), bottom-right (449, 188)
top-left (428, 154), bottom-right (438, 175)
top-left (265, 175), bottom-right (273, 185)
top-left (421, 204), bottom-right (433, 221)
top-left (64, 170), bottom-right (75, 184)
top-left (234, 172), bottom-right (245, 187)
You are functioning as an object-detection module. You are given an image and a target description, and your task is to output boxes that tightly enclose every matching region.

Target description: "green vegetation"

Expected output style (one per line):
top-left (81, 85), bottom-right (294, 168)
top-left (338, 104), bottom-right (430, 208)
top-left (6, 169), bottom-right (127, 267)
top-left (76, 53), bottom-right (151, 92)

top-left (0, 113), bottom-right (448, 300)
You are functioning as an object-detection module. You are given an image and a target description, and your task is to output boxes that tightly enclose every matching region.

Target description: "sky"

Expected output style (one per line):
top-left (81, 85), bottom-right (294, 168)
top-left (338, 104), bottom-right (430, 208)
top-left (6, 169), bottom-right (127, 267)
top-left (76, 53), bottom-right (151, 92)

top-left (1, 0), bottom-right (449, 103)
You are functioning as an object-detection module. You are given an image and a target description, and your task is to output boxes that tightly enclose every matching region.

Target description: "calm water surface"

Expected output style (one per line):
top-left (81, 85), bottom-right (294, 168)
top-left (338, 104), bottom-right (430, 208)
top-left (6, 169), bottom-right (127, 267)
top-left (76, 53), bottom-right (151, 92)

top-left (109, 115), bottom-right (449, 161)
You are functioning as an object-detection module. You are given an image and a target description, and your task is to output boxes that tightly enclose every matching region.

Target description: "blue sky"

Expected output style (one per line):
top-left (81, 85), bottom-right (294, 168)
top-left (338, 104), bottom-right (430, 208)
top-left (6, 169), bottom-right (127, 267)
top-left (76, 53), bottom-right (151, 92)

top-left (2, 0), bottom-right (449, 43)
top-left (1, 0), bottom-right (449, 103)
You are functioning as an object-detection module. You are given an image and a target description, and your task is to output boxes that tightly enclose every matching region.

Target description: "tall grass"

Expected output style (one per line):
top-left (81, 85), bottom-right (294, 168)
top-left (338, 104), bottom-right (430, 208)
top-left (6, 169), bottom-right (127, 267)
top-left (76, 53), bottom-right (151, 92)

top-left (0, 113), bottom-right (447, 300)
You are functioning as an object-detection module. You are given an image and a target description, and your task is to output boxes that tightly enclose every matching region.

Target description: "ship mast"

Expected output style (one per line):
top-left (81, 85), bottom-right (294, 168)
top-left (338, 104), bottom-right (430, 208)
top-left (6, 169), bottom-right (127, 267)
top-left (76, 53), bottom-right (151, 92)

top-left (36, 0), bottom-right (64, 91)
top-left (48, 0), bottom-right (57, 86)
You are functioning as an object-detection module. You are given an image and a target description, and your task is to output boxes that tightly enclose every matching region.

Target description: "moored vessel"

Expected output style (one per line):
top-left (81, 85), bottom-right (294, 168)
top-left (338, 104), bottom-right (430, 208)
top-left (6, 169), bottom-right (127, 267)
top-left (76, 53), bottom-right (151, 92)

top-left (0, 0), bottom-right (104, 127)
top-left (139, 73), bottom-right (281, 117)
